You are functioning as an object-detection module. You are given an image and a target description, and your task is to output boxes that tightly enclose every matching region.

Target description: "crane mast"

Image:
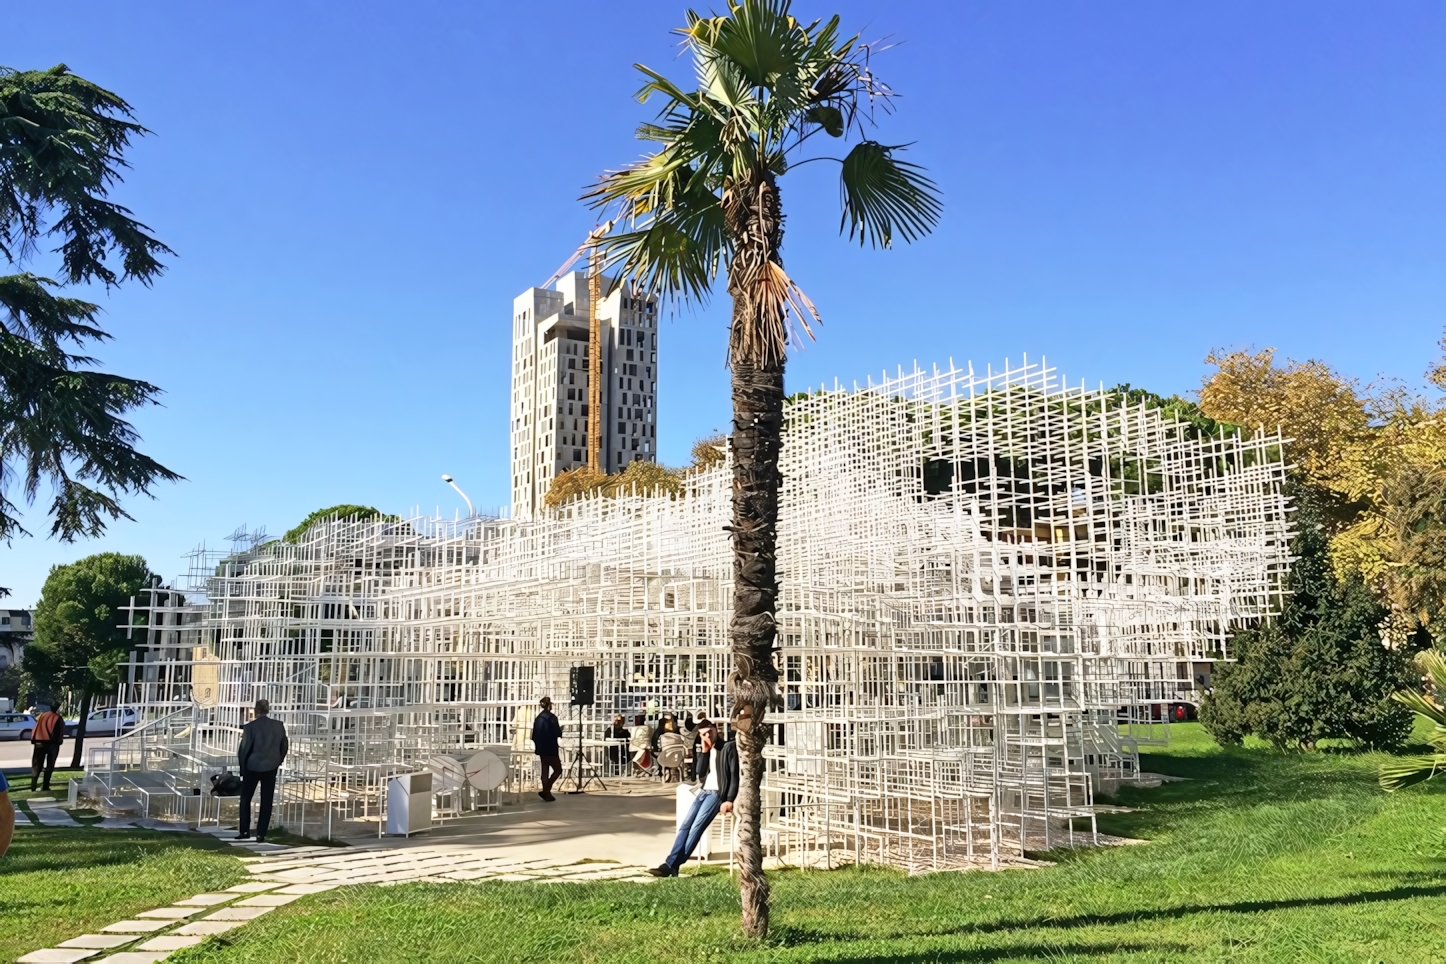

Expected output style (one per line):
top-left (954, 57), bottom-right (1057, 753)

top-left (539, 221), bottom-right (615, 475)
top-left (587, 245), bottom-right (603, 472)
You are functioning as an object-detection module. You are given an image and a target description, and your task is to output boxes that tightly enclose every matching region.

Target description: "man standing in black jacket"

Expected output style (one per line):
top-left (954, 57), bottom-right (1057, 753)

top-left (531, 697), bottom-right (563, 802)
top-left (650, 722), bottom-right (737, 877)
top-left (236, 698), bottom-right (288, 842)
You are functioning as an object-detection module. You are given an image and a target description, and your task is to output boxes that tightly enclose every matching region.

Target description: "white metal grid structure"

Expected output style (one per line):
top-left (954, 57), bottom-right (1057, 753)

top-left (109, 359), bottom-right (1289, 871)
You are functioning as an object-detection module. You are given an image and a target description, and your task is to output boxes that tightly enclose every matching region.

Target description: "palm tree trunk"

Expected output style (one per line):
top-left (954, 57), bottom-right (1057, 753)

top-left (729, 356), bottom-right (783, 939)
top-left (724, 168), bottom-right (786, 940)
top-left (68, 688), bottom-right (92, 770)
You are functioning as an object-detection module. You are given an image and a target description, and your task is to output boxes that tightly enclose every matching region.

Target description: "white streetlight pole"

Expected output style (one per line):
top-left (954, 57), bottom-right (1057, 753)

top-left (441, 474), bottom-right (475, 518)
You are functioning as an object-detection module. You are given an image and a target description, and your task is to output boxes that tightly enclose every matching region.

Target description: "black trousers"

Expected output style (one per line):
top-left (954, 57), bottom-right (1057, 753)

top-left (239, 768), bottom-right (278, 838)
top-left (31, 743), bottom-right (60, 790)
top-left (539, 755), bottom-right (562, 794)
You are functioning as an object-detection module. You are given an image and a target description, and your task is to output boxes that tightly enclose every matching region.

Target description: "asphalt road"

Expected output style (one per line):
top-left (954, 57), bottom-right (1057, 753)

top-left (0, 735), bottom-right (118, 770)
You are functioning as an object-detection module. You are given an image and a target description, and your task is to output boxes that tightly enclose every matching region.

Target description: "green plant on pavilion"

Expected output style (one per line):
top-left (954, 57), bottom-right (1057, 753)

top-left (585, 0), bottom-right (940, 937)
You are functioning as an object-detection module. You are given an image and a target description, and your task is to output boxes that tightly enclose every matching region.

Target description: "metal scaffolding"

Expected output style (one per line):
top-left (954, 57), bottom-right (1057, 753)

top-left (104, 358), bottom-right (1290, 871)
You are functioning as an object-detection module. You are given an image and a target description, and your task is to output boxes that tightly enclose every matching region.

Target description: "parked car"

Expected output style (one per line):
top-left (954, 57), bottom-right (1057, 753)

top-left (0, 711), bottom-right (38, 740)
top-left (65, 706), bottom-right (139, 737)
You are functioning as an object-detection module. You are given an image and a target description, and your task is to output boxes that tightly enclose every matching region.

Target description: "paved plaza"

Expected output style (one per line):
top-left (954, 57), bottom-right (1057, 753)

top-left (10, 779), bottom-right (706, 961)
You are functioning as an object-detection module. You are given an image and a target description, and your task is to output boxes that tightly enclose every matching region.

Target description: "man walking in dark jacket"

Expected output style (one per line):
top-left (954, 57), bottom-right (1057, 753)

top-left (650, 723), bottom-right (738, 877)
top-left (531, 696), bottom-right (563, 802)
top-left (29, 704), bottom-right (64, 792)
top-left (236, 698), bottom-right (288, 842)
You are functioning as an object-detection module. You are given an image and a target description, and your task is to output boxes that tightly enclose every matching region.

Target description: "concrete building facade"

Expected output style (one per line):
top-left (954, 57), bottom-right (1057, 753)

top-left (0, 608), bottom-right (32, 670)
top-left (510, 271), bottom-right (659, 518)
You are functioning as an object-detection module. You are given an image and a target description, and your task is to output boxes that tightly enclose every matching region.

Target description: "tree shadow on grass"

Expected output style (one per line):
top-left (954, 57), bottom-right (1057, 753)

top-left (817, 942), bottom-right (1192, 963)
top-left (929, 883), bottom-right (1446, 942)
top-left (769, 925), bottom-right (1188, 962)
top-left (768, 883), bottom-right (1446, 955)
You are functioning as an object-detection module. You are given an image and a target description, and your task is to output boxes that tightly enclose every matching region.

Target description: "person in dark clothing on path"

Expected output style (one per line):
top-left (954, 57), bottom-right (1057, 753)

top-left (29, 704), bottom-right (64, 791)
top-left (236, 698), bottom-right (288, 842)
top-left (649, 723), bottom-right (738, 877)
top-left (531, 696), bottom-right (563, 802)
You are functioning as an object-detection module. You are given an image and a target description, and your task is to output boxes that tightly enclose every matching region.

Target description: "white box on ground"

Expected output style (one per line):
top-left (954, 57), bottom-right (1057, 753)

top-left (386, 771), bottom-right (432, 835)
top-left (675, 784), bottom-right (710, 860)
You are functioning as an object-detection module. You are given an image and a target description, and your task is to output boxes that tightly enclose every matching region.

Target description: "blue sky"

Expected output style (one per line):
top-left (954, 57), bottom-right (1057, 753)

top-left (4, 0), bottom-right (1444, 604)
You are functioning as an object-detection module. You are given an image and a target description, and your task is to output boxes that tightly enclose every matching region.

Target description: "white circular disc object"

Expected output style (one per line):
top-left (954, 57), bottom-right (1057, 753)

top-left (465, 750), bottom-right (506, 792)
top-left (426, 755), bottom-right (466, 793)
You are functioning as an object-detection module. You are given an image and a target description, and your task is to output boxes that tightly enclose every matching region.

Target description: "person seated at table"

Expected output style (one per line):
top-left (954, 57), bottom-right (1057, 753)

top-left (606, 714), bottom-right (630, 770)
top-left (629, 714), bottom-right (654, 773)
top-left (650, 713), bottom-right (674, 756)
top-left (657, 717), bottom-right (688, 782)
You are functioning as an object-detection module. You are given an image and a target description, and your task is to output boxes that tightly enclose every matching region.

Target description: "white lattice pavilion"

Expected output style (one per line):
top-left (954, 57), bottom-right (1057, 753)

top-left (107, 359), bottom-right (1290, 871)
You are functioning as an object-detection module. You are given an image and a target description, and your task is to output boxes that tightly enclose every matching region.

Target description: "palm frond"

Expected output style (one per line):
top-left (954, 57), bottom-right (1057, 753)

top-left (687, 0), bottom-right (803, 88)
top-left (763, 261), bottom-right (819, 345)
top-left (1392, 688), bottom-right (1446, 727)
top-left (594, 193), bottom-right (726, 305)
top-left (1379, 648), bottom-right (1446, 792)
top-left (1380, 754), bottom-right (1446, 792)
top-left (839, 141), bottom-right (942, 248)
top-left (634, 64), bottom-right (702, 113)
top-left (1419, 649), bottom-right (1446, 703)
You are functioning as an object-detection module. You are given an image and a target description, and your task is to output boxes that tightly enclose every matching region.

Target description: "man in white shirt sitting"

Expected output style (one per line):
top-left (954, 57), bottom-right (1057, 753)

top-left (649, 722), bottom-right (738, 877)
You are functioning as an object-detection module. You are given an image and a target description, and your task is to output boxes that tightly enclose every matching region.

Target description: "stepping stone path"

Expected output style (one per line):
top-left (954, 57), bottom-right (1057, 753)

top-left (16, 819), bottom-right (657, 960)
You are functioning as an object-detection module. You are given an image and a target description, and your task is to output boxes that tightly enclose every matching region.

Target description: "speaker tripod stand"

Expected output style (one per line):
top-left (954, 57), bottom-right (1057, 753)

top-left (564, 702), bottom-right (606, 794)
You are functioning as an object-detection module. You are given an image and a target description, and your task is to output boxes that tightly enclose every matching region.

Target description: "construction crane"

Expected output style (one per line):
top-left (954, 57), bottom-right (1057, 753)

top-left (539, 221), bottom-right (615, 473)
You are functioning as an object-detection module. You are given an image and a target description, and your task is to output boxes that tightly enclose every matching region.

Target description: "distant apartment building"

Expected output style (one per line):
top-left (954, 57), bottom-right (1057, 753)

top-left (510, 271), bottom-right (659, 518)
top-left (0, 608), bottom-right (32, 669)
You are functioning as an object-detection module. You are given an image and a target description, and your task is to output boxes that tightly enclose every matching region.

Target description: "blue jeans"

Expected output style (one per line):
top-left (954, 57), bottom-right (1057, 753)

top-left (663, 789), bottom-right (721, 874)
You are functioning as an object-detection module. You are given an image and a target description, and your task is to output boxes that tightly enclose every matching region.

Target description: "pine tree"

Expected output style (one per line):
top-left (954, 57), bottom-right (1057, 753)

top-left (1202, 487), bottom-right (1420, 751)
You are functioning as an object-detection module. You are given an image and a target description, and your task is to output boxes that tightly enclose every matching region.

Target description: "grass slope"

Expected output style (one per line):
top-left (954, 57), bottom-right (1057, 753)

top-left (165, 724), bottom-right (1446, 963)
top-left (0, 827), bottom-right (247, 960)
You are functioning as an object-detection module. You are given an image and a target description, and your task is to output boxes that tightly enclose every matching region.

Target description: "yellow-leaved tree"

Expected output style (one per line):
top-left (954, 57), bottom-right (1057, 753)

top-left (1197, 348), bottom-right (1370, 506)
top-left (1198, 342), bottom-right (1446, 785)
top-left (1199, 346), bottom-right (1446, 636)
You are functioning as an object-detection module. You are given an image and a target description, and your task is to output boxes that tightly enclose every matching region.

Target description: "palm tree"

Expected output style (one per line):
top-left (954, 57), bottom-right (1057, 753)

top-left (586, 1), bottom-right (940, 937)
top-left (1380, 649), bottom-right (1446, 791)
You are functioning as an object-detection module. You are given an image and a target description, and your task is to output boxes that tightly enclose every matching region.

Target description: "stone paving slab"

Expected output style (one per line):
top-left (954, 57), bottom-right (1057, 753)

top-left (173, 921), bottom-right (247, 937)
top-left (57, 937), bottom-right (136, 951)
top-left (275, 883), bottom-right (338, 894)
top-left (136, 936), bottom-right (205, 952)
top-left (235, 893), bottom-right (299, 907)
top-left (223, 881), bottom-right (282, 893)
top-left (95, 954), bottom-right (168, 964)
top-left (100, 923), bottom-right (170, 935)
top-left (29, 807), bottom-right (83, 827)
top-left (175, 893), bottom-right (236, 906)
top-left (203, 906), bottom-right (273, 921)
top-left (16, 949), bottom-right (100, 963)
top-left (134, 907), bottom-right (199, 920)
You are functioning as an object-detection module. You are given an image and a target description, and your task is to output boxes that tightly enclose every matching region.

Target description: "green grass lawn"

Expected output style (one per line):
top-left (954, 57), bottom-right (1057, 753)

top-left (0, 826), bottom-right (247, 960)
top-left (154, 723), bottom-right (1446, 964)
top-left (3, 768), bottom-right (85, 802)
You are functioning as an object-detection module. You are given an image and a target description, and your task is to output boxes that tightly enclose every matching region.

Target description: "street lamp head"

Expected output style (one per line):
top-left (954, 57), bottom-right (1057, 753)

top-left (441, 474), bottom-right (453, 483)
